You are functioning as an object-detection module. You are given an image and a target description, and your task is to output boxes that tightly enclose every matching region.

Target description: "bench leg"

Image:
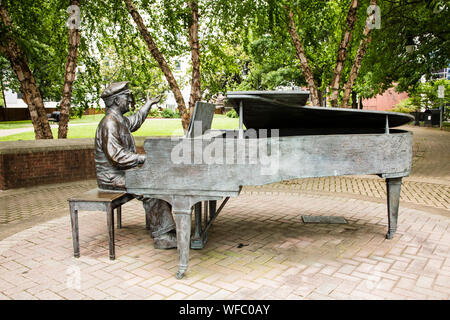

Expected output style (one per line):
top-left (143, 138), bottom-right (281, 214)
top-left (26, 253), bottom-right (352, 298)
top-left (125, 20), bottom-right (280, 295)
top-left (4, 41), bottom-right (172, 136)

top-left (69, 202), bottom-right (80, 258)
top-left (106, 204), bottom-right (115, 260)
top-left (117, 206), bottom-right (122, 229)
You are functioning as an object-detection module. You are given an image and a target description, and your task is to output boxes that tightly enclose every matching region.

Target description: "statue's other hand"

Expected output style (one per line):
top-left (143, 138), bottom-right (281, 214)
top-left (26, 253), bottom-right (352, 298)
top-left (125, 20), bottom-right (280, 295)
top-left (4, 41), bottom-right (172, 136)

top-left (138, 154), bottom-right (146, 164)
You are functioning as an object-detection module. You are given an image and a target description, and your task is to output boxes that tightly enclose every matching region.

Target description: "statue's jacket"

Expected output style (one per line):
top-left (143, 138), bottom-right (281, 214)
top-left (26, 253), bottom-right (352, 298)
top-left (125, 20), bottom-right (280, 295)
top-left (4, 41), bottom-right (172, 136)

top-left (95, 107), bottom-right (147, 190)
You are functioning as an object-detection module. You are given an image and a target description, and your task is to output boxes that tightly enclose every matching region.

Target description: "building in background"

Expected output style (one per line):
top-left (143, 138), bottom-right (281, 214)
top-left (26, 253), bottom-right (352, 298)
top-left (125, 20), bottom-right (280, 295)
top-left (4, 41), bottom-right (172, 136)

top-left (162, 55), bottom-right (191, 111)
top-left (2, 89), bottom-right (59, 109)
top-left (0, 89), bottom-right (59, 121)
top-left (431, 64), bottom-right (450, 80)
top-left (360, 63), bottom-right (449, 112)
top-left (361, 87), bottom-right (409, 111)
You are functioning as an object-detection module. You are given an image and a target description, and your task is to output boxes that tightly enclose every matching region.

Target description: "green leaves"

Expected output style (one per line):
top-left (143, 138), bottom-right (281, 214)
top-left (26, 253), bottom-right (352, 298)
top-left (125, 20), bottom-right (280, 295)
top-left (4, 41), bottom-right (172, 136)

top-left (1, 0), bottom-right (446, 115)
top-left (0, 0), bottom-right (67, 101)
top-left (356, 0), bottom-right (449, 97)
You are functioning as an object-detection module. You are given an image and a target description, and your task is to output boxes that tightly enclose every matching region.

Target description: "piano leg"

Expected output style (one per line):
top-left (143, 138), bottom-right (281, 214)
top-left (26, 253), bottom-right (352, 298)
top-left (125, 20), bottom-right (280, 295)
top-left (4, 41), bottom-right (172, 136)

top-left (174, 208), bottom-right (192, 279)
top-left (386, 177), bottom-right (402, 239)
top-left (169, 196), bottom-right (222, 279)
top-left (191, 202), bottom-right (206, 249)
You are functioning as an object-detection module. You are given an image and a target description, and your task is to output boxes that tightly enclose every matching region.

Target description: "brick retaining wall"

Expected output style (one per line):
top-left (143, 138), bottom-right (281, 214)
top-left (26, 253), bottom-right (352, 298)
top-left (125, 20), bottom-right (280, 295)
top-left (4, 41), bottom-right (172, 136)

top-left (0, 137), bottom-right (146, 190)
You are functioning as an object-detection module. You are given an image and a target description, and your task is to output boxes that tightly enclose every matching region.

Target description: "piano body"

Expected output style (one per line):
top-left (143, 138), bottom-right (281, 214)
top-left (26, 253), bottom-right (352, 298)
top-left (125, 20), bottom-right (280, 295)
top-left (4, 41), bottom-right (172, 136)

top-left (126, 91), bottom-right (413, 279)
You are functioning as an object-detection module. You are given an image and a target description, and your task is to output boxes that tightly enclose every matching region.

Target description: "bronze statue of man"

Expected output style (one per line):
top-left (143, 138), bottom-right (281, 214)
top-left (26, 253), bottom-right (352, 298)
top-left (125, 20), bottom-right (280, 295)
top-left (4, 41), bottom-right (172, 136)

top-left (95, 81), bottom-right (177, 249)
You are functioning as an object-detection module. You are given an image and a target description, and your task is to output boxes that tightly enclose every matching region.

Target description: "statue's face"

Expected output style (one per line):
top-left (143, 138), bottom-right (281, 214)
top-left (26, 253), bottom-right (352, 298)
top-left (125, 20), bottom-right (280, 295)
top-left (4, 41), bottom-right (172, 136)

top-left (115, 93), bottom-right (134, 114)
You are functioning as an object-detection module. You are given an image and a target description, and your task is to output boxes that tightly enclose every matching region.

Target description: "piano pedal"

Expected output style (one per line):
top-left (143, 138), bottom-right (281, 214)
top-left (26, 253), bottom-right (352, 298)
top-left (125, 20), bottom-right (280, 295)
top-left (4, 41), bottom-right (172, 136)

top-left (191, 232), bottom-right (208, 249)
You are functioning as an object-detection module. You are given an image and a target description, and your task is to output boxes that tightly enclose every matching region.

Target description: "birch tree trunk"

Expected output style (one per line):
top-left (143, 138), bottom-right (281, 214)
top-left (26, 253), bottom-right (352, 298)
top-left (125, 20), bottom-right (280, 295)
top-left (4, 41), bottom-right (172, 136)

top-left (123, 0), bottom-right (189, 130)
top-left (341, 27), bottom-right (371, 108)
top-left (188, 0), bottom-right (201, 116)
top-left (58, 0), bottom-right (81, 139)
top-left (285, 8), bottom-right (320, 106)
top-left (330, 0), bottom-right (359, 108)
top-left (0, 1), bottom-right (53, 139)
top-left (341, 0), bottom-right (377, 109)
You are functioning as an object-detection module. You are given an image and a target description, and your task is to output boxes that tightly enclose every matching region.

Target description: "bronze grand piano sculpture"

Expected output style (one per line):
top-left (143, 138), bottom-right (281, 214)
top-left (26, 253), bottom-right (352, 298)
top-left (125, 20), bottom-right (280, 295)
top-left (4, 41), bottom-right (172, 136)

top-left (125, 90), bottom-right (413, 279)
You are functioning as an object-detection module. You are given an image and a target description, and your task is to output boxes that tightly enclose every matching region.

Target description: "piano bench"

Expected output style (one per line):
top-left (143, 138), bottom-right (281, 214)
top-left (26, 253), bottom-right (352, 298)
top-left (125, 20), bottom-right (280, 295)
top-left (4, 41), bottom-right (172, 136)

top-left (68, 188), bottom-right (135, 260)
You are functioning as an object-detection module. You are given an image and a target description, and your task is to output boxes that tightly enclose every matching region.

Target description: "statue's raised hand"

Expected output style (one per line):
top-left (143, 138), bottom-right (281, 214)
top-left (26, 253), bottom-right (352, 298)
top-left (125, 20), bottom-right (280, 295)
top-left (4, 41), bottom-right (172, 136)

top-left (148, 94), bottom-right (162, 106)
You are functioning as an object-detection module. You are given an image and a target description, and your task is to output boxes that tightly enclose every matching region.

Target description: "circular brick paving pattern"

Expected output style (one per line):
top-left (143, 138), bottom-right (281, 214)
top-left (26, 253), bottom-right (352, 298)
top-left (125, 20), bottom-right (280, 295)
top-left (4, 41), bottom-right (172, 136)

top-left (0, 193), bottom-right (449, 300)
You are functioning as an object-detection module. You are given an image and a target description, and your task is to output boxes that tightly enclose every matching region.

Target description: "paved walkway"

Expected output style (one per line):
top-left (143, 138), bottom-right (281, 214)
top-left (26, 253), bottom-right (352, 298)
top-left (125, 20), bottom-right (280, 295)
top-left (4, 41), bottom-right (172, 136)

top-left (0, 125), bottom-right (449, 300)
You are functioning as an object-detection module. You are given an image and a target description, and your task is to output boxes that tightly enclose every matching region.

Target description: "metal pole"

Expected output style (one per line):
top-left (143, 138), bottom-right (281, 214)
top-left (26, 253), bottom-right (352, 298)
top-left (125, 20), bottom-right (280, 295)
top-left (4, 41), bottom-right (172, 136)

top-left (385, 115), bottom-right (390, 134)
top-left (0, 71), bottom-right (6, 121)
top-left (438, 85), bottom-right (445, 130)
top-left (239, 100), bottom-right (243, 139)
top-left (0, 71), bottom-right (7, 109)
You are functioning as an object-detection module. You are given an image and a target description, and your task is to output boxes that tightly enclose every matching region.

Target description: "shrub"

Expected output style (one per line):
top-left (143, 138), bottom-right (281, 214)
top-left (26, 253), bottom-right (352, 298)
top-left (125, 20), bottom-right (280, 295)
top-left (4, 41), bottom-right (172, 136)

top-left (391, 98), bottom-right (417, 114)
top-left (160, 108), bottom-right (180, 118)
top-left (226, 108), bottom-right (238, 118)
top-left (69, 106), bottom-right (86, 119)
top-left (148, 108), bottom-right (160, 118)
top-left (161, 108), bottom-right (175, 118)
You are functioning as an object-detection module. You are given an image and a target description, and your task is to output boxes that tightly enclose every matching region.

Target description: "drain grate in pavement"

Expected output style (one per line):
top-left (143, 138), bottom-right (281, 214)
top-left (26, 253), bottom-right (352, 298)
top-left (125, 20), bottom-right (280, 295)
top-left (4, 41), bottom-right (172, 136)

top-left (302, 216), bottom-right (348, 224)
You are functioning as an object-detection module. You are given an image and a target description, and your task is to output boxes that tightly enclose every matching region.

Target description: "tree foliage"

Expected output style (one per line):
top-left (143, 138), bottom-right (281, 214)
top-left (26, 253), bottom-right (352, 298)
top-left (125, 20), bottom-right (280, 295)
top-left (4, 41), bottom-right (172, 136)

top-left (0, 0), bottom-right (67, 101)
top-left (354, 0), bottom-right (449, 97)
top-left (202, 0), bottom-right (449, 108)
top-left (1, 0), bottom-right (448, 140)
top-left (409, 79), bottom-right (449, 110)
top-left (0, 0), bottom-right (168, 129)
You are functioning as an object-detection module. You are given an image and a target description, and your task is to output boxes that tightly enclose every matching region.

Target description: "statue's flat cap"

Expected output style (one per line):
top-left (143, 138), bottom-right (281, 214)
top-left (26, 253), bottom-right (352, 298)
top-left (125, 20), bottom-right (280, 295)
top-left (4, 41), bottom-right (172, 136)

top-left (101, 81), bottom-right (130, 99)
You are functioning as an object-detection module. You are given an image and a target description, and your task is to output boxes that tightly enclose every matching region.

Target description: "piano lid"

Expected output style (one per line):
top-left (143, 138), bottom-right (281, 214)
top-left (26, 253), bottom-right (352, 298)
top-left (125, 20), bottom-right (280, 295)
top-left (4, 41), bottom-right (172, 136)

top-left (226, 90), bottom-right (414, 130)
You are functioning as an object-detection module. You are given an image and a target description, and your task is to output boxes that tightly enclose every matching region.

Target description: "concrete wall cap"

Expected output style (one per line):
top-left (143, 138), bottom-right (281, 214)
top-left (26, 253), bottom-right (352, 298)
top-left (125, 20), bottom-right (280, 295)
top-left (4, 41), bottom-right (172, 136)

top-left (0, 137), bottom-right (148, 154)
top-left (0, 138), bottom-right (95, 154)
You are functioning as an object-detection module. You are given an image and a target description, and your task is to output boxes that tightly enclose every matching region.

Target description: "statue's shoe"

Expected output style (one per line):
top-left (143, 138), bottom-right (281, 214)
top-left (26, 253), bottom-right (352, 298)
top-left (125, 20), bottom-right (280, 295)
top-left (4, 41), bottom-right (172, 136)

top-left (154, 231), bottom-right (177, 249)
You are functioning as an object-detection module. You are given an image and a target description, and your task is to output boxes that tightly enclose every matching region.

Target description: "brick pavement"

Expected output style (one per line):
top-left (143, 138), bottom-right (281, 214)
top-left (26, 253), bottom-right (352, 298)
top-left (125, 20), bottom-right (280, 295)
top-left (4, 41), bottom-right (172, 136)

top-left (258, 176), bottom-right (450, 210)
top-left (0, 180), bottom-right (96, 225)
top-left (0, 193), bottom-right (449, 300)
top-left (406, 126), bottom-right (450, 185)
top-left (0, 125), bottom-right (449, 300)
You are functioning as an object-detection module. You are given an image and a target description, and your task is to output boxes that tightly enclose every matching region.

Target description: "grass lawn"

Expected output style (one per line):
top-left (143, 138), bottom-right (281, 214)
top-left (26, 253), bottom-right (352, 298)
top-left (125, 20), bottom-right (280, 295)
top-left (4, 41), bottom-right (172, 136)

top-left (0, 120), bottom-right (34, 130)
top-left (0, 114), bottom-right (240, 141)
